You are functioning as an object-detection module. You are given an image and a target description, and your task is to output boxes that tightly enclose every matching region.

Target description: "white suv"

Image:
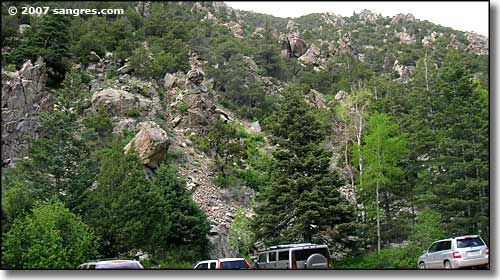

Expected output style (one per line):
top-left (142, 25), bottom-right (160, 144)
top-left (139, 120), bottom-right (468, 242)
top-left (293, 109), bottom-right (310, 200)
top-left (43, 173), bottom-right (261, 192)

top-left (418, 235), bottom-right (489, 269)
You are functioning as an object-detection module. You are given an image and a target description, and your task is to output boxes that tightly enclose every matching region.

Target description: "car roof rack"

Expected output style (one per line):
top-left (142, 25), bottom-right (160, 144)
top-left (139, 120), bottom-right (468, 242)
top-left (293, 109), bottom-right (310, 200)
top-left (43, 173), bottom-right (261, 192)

top-left (267, 243), bottom-right (316, 250)
top-left (85, 258), bottom-right (136, 263)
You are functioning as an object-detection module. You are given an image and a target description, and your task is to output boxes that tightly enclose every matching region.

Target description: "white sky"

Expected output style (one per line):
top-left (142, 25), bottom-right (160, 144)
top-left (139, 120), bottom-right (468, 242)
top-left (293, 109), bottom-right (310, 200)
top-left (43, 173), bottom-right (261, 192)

top-left (225, 1), bottom-right (489, 36)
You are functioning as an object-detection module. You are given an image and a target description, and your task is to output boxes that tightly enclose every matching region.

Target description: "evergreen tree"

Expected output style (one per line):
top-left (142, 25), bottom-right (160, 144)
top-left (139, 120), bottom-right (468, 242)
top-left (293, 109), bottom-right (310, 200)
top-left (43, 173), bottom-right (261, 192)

top-left (207, 120), bottom-right (247, 178)
top-left (152, 163), bottom-right (210, 261)
top-left (8, 14), bottom-right (71, 84)
top-left (253, 85), bottom-right (355, 246)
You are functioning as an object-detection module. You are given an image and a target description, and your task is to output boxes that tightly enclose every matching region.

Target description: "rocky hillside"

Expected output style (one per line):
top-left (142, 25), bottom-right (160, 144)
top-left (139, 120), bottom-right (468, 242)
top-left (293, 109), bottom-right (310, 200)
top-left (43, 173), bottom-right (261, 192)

top-left (1, 1), bottom-right (489, 269)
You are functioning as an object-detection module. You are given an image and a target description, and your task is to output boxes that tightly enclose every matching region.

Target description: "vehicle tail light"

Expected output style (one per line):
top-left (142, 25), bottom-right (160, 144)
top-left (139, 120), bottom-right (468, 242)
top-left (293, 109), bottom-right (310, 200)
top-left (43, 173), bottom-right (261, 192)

top-left (244, 259), bottom-right (252, 269)
top-left (328, 259), bottom-right (333, 268)
top-left (453, 251), bottom-right (462, 259)
top-left (291, 261), bottom-right (297, 269)
top-left (486, 247), bottom-right (489, 255)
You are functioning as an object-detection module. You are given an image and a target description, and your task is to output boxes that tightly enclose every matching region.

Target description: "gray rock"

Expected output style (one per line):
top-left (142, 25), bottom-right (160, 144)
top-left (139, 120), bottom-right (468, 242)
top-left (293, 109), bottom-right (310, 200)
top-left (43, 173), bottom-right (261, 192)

top-left (18, 24), bottom-right (31, 35)
top-left (164, 72), bottom-right (176, 89)
top-left (124, 121), bottom-right (170, 168)
top-left (298, 43), bottom-right (321, 65)
top-left (2, 57), bottom-right (49, 163)
top-left (91, 88), bottom-right (152, 117)
top-left (88, 51), bottom-right (101, 62)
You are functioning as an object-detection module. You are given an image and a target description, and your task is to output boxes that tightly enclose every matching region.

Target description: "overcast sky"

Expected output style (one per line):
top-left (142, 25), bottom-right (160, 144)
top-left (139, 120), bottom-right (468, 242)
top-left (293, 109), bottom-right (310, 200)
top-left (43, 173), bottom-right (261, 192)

top-left (225, 1), bottom-right (489, 36)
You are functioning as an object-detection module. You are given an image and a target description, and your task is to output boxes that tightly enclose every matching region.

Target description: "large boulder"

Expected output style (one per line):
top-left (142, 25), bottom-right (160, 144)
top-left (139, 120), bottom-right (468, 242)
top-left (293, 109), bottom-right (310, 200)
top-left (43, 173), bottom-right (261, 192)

top-left (124, 121), bottom-right (170, 168)
top-left (288, 34), bottom-right (307, 57)
top-left (91, 88), bottom-right (152, 116)
top-left (298, 43), bottom-right (321, 65)
top-left (2, 57), bottom-right (50, 164)
top-left (306, 89), bottom-right (327, 110)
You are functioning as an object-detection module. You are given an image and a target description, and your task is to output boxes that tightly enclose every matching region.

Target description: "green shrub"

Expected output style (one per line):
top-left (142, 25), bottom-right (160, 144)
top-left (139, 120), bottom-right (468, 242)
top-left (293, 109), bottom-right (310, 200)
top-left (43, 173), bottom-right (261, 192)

top-left (333, 245), bottom-right (421, 269)
top-left (176, 102), bottom-right (189, 113)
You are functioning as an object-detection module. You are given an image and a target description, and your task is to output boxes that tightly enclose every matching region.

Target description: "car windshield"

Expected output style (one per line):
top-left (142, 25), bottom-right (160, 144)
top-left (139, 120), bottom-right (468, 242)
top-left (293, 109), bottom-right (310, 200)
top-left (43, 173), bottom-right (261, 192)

top-left (220, 260), bottom-right (249, 269)
top-left (292, 248), bottom-right (330, 261)
top-left (95, 261), bottom-right (143, 269)
top-left (457, 237), bottom-right (485, 248)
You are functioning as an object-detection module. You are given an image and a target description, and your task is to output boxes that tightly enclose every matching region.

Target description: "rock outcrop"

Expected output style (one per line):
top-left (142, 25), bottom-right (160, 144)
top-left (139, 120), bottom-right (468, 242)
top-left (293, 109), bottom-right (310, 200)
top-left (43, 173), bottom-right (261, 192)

top-left (124, 121), bottom-right (170, 168)
top-left (447, 34), bottom-right (460, 50)
top-left (465, 32), bottom-right (488, 55)
top-left (298, 43), bottom-right (321, 65)
top-left (357, 9), bottom-right (380, 24)
top-left (223, 21), bottom-right (244, 39)
top-left (2, 57), bottom-right (50, 165)
top-left (390, 13), bottom-right (416, 25)
top-left (305, 89), bottom-right (327, 110)
top-left (398, 30), bottom-right (416, 45)
top-left (422, 31), bottom-right (442, 48)
top-left (91, 88), bottom-right (153, 117)
top-left (336, 32), bottom-right (357, 58)
top-left (279, 20), bottom-right (307, 58)
top-left (393, 60), bottom-right (416, 83)
top-left (320, 12), bottom-right (345, 26)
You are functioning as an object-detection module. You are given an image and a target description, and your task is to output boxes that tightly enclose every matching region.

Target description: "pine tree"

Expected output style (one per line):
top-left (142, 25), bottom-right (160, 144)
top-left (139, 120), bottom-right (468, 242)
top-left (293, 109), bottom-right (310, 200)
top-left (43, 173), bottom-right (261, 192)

top-left (152, 163), bottom-right (210, 261)
top-left (253, 85), bottom-right (355, 246)
top-left (8, 14), bottom-right (71, 84)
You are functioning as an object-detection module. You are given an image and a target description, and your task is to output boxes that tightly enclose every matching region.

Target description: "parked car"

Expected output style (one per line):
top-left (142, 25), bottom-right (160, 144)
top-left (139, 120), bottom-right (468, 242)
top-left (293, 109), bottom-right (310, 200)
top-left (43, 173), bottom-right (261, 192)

top-left (193, 260), bottom-right (217, 269)
top-left (216, 258), bottom-right (252, 269)
top-left (418, 235), bottom-right (489, 269)
top-left (77, 259), bottom-right (144, 269)
top-left (193, 258), bottom-right (251, 269)
top-left (254, 243), bottom-right (332, 269)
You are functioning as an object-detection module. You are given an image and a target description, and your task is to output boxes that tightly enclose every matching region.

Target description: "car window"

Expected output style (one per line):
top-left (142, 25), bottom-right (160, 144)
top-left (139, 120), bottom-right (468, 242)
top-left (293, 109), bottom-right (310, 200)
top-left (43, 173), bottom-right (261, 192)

top-left (220, 260), bottom-right (250, 269)
top-left (457, 237), bottom-right (485, 248)
top-left (292, 248), bottom-right (330, 261)
top-left (95, 261), bottom-right (143, 269)
top-left (196, 263), bottom-right (208, 269)
top-left (258, 254), bottom-right (266, 262)
top-left (268, 252), bottom-right (276, 262)
top-left (437, 241), bottom-right (451, 251)
top-left (279, 251), bottom-right (289, 261)
top-left (428, 243), bottom-right (439, 253)
top-left (209, 262), bottom-right (216, 269)
top-left (88, 264), bottom-right (96, 269)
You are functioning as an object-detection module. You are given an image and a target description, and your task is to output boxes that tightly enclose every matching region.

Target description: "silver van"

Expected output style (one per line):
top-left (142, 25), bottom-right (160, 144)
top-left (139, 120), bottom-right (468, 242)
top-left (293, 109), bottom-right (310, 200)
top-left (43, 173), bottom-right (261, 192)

top-left (254, 243), bottom-right (332, 269)
top-left (418, 235), bottom-right (489, 269)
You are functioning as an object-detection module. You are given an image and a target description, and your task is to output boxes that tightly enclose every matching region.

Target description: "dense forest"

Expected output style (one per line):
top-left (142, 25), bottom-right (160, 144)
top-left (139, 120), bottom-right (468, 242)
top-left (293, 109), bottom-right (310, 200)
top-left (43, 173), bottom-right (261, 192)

top-left (1, 1), bottom-right (488, 269)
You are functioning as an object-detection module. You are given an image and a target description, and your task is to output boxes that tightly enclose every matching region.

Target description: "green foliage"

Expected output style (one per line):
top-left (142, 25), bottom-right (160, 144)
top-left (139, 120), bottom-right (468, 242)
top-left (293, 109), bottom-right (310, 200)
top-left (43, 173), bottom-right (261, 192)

top-left (3, 110), bottom-right (95, 212)
top-left (410, 208), bottom-right (445, 249)
top-left (152, 163), bottom-right (210, 261)
top-left (253, 85), bottom-right (356, 246)
top-left (8, 14), bottom-right (71, 85)
top-left (2, 200), bottom-right (98, 269)
top-left (334, 245), bottom-right (421, 269)
top-left (207, 120), bottom-right (247, 178)
top-left (229, 208), bottom-right (255, 258)
top-left (357, 113), bottom-right (408, 251)
top-left (82, 139), bottom-right (208, 262)
top-left (176, 102), bottom-right (190, 113)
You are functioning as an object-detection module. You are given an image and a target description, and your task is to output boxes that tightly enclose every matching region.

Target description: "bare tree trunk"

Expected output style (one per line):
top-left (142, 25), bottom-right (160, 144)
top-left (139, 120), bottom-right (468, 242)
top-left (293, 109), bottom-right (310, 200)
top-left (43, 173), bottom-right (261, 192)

top-left (376, 181), bottom-right (381, 254)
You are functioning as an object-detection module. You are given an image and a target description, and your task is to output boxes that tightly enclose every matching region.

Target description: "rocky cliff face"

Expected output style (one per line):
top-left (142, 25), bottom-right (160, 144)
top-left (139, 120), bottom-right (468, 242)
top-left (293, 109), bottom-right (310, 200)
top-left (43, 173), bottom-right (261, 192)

top-left (2, 57), bottom-right (51, 166)
top-left (465, 31), bottom-right (488, 55)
